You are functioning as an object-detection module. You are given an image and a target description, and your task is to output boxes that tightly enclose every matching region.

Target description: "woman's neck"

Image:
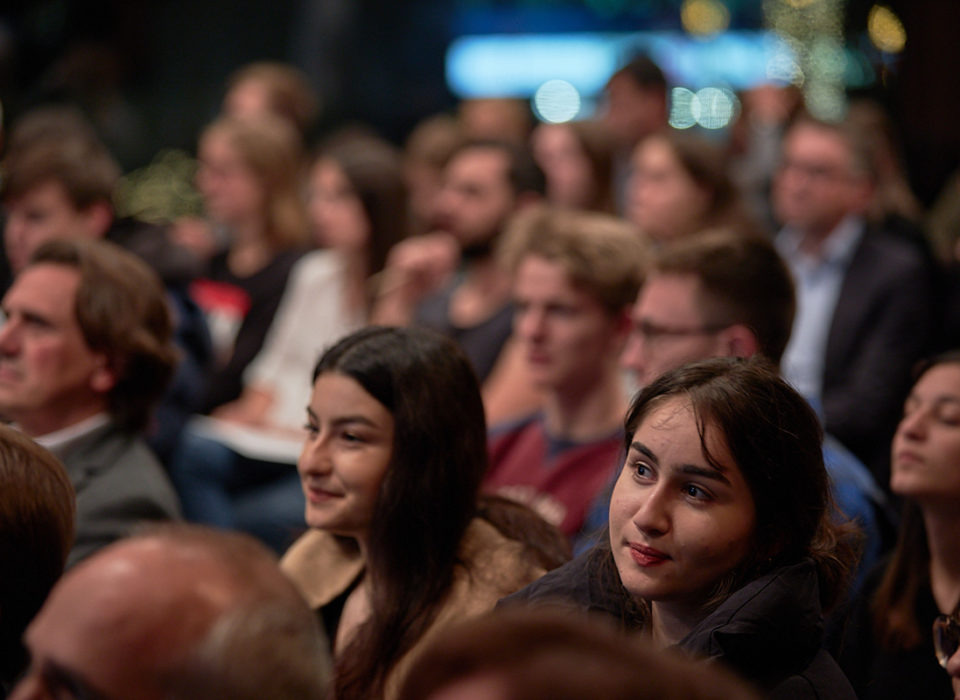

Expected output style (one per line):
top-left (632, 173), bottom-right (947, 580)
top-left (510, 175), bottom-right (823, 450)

top-left (648, 600), bottom-right (703, 649)
top-left (924, 506), bottom-right (960, 612)
top-left (227, 234), bottom-right (272, 278)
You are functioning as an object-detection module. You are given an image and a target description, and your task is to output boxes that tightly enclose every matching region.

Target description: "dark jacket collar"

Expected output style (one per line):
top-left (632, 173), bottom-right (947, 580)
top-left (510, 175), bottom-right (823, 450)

top-left (679, 559), bottom-right (824, 686)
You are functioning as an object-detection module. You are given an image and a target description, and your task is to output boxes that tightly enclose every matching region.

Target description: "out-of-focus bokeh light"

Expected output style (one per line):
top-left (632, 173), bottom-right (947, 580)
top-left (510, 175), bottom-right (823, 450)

top-left (533, 80), bottom-right (582, 123)
top-left (766, 48), bottom-right (804, 85)
top-left (868, 5), bottom-right (906, 53)
top-left (669, 86), bottom-right (740, 130)
top-left (695, 87), bottom-right (739, 129)
top-left (805, 82), bottom-right (845, 121)
top-left (669, 87), bottom-right (698, 129)
top-left (809, 38), bottom-right (846, 79)
top-left (765, 0), bottom-right (846, 121)
top-left (681, 0), bottom-right (731, 37)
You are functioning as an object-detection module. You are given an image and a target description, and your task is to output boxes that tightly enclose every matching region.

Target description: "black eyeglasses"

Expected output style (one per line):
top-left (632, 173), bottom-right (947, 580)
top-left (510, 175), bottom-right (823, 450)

top-left (933, 608), bottom-right (960, 668)
top-left (631, 319), bottom-right (730, 343)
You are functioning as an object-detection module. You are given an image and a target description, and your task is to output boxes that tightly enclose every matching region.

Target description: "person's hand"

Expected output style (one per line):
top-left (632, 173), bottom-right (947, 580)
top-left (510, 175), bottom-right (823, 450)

top-left (211, 386), bottom-right (274, 427)
top-left (371, 233), bottom-right (460, 324)
top-left (170, 216), bottom-right (219, 262)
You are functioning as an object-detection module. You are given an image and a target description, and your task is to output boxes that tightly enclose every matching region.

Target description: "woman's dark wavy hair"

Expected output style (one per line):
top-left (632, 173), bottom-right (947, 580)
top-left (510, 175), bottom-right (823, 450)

top-left (589, 356), bottom-right (857, 626)
top-left (311, 326), bottom-right (487, 700)
top-left (870, 350), bottom-right (960, 650)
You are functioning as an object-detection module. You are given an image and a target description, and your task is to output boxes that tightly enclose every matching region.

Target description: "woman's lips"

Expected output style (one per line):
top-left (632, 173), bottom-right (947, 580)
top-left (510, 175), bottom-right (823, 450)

top-left (304, 485), bottom-right (341, 504)
top-left (629, 543), bottom-right (670, 567)
top-left (893, 449), bottom-right (923, 467)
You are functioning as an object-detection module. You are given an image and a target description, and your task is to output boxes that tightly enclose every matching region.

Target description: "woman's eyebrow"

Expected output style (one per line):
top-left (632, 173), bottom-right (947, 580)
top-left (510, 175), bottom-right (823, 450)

top-left (629, 442), bottom-right (658, 464)
top-left (677, 463), bottom-right (732, 486)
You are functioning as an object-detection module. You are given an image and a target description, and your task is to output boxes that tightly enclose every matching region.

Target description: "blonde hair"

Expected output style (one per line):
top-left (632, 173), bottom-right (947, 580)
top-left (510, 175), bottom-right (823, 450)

top-left (498, 206), bottom-right (648, 313)
top-left (201, 115), bottom-right (309, 251)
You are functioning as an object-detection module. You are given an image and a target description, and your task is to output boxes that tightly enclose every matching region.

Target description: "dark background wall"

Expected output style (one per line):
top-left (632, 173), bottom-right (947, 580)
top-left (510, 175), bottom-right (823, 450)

top-left (0, 0), bottom-right (957, 204)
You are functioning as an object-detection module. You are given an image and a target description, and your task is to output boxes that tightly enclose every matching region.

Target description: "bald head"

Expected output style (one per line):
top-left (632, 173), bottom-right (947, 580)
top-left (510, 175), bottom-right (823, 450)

top-left (12, 527), bottom-right (329, 700)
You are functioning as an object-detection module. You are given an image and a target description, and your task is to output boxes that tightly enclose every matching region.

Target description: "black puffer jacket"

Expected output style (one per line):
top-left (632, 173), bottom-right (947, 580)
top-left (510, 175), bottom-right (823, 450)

top-left (504, 553), bottom-right (856, 699)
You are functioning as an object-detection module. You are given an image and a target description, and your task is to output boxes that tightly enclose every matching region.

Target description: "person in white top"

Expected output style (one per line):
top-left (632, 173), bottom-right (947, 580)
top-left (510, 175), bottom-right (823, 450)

top-left (168, 134), bottom-right (409, 553)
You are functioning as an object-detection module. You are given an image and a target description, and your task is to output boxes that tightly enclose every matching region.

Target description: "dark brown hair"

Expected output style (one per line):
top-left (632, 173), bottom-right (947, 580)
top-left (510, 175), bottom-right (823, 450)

top-left (30, 238), bottom-right (179, 433)
top-left (653, 229), bottom-right (795, 363)
top-left (641, 130), bottom-right (764, 238)
top-left (592, 357), bottom-right (857, 620)
top-left (870, 351), bottom-right (960, 650)
top-left (318, 134), bottom-right (409, 284)
top-left (312, 326), bottom-right (488, 700)
top-left (0, 425), bottom-right (75, 684)
top-left (2, 107), bottom-right (120, 209)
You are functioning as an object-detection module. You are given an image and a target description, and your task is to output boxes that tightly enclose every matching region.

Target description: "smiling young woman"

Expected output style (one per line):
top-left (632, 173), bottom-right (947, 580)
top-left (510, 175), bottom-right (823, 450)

top-left (505, 356), bottom-right (859, 698)
top-left (280, 326), bottom-right (568, 700)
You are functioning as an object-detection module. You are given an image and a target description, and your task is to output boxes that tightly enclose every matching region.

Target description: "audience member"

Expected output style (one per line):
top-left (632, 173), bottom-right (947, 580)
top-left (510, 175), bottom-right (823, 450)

top-left (530, 120), bottom-right (615, 213)
top-left (281, 327), bottom-right (563, 700)
top-left (397, 607), bottom-right (761, 700)
top-left (506, 357), bottom-right (858, 699)
top-left (222, 61), bottom-right (320, 139)
top-left (601, 55), bottom-right (669, 213)
top-left (0, 106), bottom-right (210, 460)
top-left (837, 353), bottom-right (960, 699)
top-left (402, 114), bottom-right (465, 236)
top-left (627, 129), bottom-right (762, 242)
top-left (9, 525), bottom-right (331, 700)
top-left (190, 115), bottom-right (308, 412)
top-left (609, 231), bottom-right (888, 588)
top-left (459, 98), bottom-right (532, 147)
top-left (773, 114), bottom-right (937, 482)
top-left (0, 238), bottom-right (181, 566)
top-left (373, 139), bottom-right (544, 383)
top-left (0, 426), bottom-right (75, 693)
top-left (1, 107), bottom-right (201, 290)
top-left (169, 134), bottom-right (408, 552)
top-left (485, 207), bottom-right (646, 539)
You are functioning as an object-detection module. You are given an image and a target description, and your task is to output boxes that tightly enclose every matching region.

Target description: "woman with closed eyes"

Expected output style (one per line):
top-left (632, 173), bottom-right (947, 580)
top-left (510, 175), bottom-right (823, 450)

top-left (837, 352), bottom-right (960, 700)
top-left (506, 356), bottom-right (859, 698)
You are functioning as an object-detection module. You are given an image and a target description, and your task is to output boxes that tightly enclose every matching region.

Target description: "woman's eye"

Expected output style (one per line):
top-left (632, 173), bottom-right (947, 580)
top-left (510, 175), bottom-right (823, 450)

top-left (632, 461), bottom-right (653, 479)
top-left (683, 484), bottom-right (713, 501)
top-left (303, 423), bottom-right (319, 437)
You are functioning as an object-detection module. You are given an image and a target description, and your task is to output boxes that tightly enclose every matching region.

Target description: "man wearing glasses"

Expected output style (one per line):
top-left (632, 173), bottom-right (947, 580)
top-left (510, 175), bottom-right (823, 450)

top-left (602, 232), bottom-right (888, 594)
top-left (772, 115), bottom-right (936, 484)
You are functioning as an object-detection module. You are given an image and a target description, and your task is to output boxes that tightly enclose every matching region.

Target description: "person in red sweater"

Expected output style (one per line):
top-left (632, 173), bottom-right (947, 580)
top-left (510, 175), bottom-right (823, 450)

top-left (485, 206), bottom-right (647, 539)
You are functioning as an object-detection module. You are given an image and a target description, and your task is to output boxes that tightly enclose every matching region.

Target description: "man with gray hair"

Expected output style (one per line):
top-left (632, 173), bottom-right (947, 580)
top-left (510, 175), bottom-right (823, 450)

top-left (10, 525), bottom-right (331, 700)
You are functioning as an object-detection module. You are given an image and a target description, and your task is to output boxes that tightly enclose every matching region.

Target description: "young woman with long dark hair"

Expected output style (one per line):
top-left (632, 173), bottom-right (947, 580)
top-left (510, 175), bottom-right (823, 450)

top-left (507, 356), bottom-right (858, 698)
top-left (281, 326), bottom-right (566, 699)
top-left (838, 352), bottom-right (960, 699)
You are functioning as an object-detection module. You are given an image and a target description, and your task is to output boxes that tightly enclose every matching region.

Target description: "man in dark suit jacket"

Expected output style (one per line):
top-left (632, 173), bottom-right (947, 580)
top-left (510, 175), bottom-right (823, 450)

top-left (0, 238), bottom-right (181, 565)
top-left (773, 116), bottom-right (936, 482)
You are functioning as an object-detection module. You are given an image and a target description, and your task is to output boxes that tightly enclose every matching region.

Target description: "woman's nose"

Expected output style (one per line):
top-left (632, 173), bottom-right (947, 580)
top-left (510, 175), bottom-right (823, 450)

top-left (298, 434), bottom-right (332, 475)
top-left (631, 486), bottom-right (670, 537)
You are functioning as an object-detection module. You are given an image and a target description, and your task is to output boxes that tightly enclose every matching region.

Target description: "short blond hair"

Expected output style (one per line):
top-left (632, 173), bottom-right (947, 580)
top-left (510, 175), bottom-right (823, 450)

top-left (499, 206), bottom-right (648, 313)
